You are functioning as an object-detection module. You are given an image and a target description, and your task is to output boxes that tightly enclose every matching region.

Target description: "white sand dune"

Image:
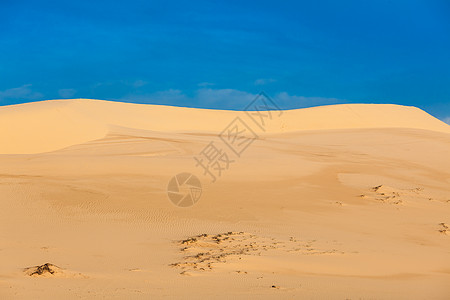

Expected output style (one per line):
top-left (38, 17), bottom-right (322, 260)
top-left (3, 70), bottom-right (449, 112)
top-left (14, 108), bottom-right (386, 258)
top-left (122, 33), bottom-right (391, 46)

top-left (0, 99), bottom-right (449, 154)
top-left (0, 99), bottom-right (449, 299)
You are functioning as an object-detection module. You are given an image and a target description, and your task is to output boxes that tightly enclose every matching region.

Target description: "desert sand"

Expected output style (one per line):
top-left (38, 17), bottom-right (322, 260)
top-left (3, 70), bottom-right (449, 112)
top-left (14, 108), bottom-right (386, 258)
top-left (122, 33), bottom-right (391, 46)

top-left (0, 99), bottom-right (449, 299)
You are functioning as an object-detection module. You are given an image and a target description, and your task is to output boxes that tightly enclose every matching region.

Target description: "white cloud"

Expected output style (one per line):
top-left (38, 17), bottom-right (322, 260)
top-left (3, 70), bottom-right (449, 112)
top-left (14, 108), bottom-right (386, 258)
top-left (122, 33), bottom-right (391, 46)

top-left (195, 88), bottom-right (256, 107)
top-left (197, 82), bottom-right (215, 87)
top-left (58, 88), bottom-right (76, 98)
top-left (122, 89), bottom-right (188, 104)
top-left (121, 88), bottom-right (344, 110)
top-left (0, 84), bottom-right (43, 102)
top-left (443, 117), bottom-right (450, 125)
top-left (132, 80), bottom-right (147, 88)
top-left (150, 89), bottom-right (188, 102)
top-left (121, 88), bottom-right (255, 108)
top-left (254, 78), bottom-right (276, 85)
top-left (274, 92), bottom-right (342, 108)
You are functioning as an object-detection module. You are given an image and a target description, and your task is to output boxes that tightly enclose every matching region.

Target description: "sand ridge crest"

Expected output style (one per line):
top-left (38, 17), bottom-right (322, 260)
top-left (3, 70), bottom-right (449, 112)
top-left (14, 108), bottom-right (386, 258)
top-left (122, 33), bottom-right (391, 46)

top-left (1, 99), bottom-right (449, 154)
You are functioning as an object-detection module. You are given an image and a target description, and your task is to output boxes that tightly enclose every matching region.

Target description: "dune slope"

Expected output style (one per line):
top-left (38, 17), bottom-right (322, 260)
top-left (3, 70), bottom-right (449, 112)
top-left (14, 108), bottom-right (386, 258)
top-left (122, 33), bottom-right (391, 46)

top-left (0, 100), bottom-right (449, 299)
top-left (0, 99), bottom-right (449, 154)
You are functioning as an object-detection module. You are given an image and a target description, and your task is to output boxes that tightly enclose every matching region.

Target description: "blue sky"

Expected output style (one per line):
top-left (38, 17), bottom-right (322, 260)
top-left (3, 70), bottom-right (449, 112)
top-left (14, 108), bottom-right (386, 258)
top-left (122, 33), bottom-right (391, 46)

top-left (0, 0), bottom-right (449, 121)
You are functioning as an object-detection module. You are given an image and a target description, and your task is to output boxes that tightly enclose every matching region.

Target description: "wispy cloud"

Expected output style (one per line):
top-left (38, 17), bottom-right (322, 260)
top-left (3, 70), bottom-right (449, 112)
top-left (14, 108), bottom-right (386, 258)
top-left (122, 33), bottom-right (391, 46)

top-left (274, 92), bottom-right (343, 108)
top-left (443, 117), bottom-right (450, 125)
top-left (132, 80), bottom-right (147, 88)
top-left (58, 88), bottom-right (77, 98)
top-left (195, 88), bottom-right (256, 107)
top-left (254, 78), bottom-right (276, 85)
top-left (121, 88), bottom-right (344, 110)
top-left (121, 88), bottom-right (255, 108)
top-left (197, 82), bottom-right (215, 87)
top-left (0, 84), bottom-right (43, 103)
top-left (121, 89), bottom-right (188, 104)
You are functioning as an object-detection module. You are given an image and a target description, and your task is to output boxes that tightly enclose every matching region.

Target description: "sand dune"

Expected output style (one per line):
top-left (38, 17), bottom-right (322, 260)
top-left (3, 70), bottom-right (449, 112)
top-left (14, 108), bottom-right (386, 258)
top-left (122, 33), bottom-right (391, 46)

top-left (0, 100), bottom-right (449, 299)
top-left (0, 99), bottom-right (449, 154)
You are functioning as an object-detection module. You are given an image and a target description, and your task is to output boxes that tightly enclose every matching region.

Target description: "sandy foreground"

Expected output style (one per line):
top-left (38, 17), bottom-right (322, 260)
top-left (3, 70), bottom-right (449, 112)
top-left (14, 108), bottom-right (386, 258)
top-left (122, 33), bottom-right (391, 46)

top-left (0, 99), bottom-right (449, 299)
